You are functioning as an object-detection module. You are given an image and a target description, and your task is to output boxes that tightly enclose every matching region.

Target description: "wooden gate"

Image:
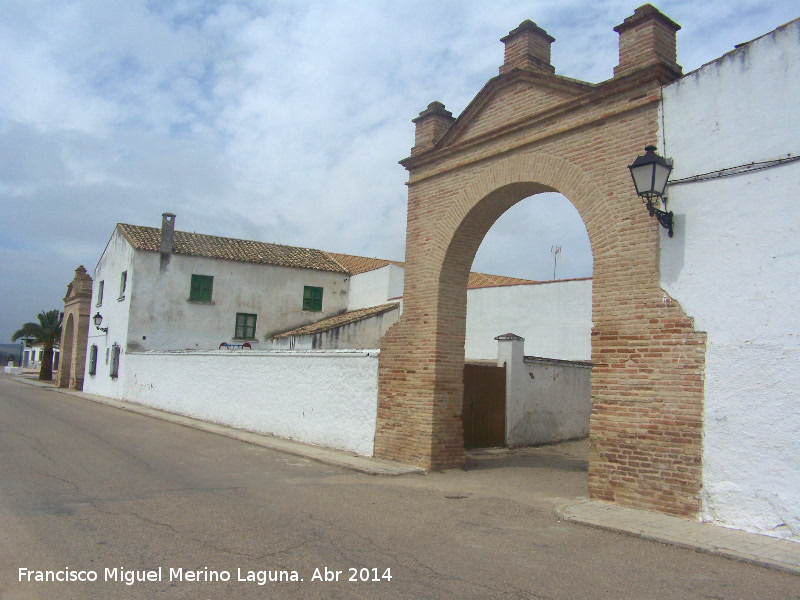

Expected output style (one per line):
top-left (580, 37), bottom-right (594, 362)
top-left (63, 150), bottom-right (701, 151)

top-left (462, 363), bottom-right (506, 449)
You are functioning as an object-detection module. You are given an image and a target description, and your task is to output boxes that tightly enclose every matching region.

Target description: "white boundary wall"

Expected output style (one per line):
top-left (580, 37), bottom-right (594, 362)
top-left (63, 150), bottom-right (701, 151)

top-left (660, 20), bottom-right (800, 541)
top-left (121, 350), bottom-right (380, 456)
top-left (497, 335), bottom-right (591, 447)
top-left (466, 279), bottom-right (592, 361)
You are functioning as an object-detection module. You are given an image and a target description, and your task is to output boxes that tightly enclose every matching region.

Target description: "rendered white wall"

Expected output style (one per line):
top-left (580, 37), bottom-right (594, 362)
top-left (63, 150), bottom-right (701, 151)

top-left (497, 336), bottom-right (591, 447)
top-left (83, 230), bottom-right (135, 400)
top-left (347, 264), bottom-right (404, 310)
top-left (121, 350), bottom-right (379, 456)
top-left (466, 279), bottom-right (592, 361)
top-left (660, 19), bottom-right (800, 541)
top-left (128, 250), bottom-right (349, 350)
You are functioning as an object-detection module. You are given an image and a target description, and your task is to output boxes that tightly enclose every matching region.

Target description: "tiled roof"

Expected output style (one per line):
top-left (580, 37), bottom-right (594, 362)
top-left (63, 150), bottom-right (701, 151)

top-left (272, 303), bottom-right (400, 338)
top-left (328, 252), bottom-right (540, 288)
top-left (327, 253), bottom-right (404, 275)
top-left (467, 272), bottom-right (540, 288)
top-left (116, 223), bottom-right (552, 286)
top-left (117, 224), bottom-right (347, 273)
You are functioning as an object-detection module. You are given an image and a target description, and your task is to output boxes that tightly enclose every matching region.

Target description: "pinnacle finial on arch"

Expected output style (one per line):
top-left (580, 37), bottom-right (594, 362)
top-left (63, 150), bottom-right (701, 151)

top-left (500, 19), bottom-right (555, 75)
top-left (410, 101), bottom-right (456, 156)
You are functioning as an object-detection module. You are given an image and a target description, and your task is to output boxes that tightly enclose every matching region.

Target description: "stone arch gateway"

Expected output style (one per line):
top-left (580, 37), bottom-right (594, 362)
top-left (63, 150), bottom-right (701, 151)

top-left (374, 5), bottom-right (707, 517)
top-left (58, 265), bottom-right (93, 391)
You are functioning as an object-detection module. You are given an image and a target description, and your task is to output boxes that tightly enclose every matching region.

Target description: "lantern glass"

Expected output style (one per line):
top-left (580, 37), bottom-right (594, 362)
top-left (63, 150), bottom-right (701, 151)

top-left (630, 161), bottom-right (655, 197)
top-left (93, 313), bottom-right (103, 328)
top-left (652, 159), bottom-right (672, 197)
top-left (628, 145), bottom-right (673, 198)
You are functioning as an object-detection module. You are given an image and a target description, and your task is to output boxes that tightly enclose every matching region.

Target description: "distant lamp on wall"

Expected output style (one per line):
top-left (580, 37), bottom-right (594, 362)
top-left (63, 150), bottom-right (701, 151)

top-left (628, 145), bottom-right (674, 237)
top-left (93, 312), bottom-right (108, 333)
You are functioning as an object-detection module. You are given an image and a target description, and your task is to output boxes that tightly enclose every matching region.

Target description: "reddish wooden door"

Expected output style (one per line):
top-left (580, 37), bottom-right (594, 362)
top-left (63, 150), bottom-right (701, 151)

top-left (462, 364), bottom-right (506, 449)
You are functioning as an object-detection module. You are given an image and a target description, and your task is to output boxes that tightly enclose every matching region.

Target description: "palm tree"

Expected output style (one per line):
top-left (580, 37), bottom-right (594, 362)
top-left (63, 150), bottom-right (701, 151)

top-left (11, 310), bottom-right (63, 381)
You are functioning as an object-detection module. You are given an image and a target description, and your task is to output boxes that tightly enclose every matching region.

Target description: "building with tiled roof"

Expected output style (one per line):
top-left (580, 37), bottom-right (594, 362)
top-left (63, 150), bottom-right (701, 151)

top-left (117, 223), bottom-right (347, 273)
top-left (82, 212), bottom-right (591, 399)
top-left (84, 213), bottom-right (359, 398)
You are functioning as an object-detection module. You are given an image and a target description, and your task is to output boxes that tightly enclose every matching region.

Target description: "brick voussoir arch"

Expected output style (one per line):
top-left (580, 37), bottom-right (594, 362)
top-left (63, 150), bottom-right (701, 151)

top-left (379, 151), bottom-right (617, 472)
top-left (431, 151), bottom-right (613, 270)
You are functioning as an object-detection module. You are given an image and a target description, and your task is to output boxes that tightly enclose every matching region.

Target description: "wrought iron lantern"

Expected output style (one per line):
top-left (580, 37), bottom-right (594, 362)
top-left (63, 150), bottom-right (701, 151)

top-left (628, 145), bottom-right (674, 237)
top-left (93, 312), bottom-right (108, 333)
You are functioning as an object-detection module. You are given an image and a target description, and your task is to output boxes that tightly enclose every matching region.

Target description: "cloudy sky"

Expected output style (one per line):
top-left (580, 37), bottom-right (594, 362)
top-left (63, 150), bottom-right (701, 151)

top-left (1, 0), bottom-right (797, 342)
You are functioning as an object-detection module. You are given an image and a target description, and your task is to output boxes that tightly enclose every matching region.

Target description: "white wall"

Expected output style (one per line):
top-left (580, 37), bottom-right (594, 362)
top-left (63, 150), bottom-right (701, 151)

top-left (121, 350), bottom-right (379, 456)
top-left (83, 230), bottom-right (135, 399)
top-left (497, 335), bottom-right (591, 447)
top-left (347, 264), bottom-right (404, 310)
top-left (466, 279), bottom-right (592, 361)
top-left (128, 250), bottom-right (350, 350)
top-left (660, 19), bottom-right (800, 541)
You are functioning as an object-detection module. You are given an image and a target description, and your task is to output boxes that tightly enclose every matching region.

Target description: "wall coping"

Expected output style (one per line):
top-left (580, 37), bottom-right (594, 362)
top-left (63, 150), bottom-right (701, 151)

top-left (523, 355), bottom-right (593, 368)
top-left (127, 349), bottom-right (380, 358)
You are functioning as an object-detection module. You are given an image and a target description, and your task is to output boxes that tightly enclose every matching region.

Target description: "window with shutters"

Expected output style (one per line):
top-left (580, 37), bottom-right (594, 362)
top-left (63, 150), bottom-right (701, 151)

top-left (234, 313), bottom-right (257, 340)
top-left (110, 344), bottom-right (121, 378)
top-left (89, 345), bottom-right (98, 376)
top-left (302, 286), bottom-right (323, 311)
top-left (189, 274), bottom-right (214, 303)
top-left (118, 271), bottom-right (127, 300)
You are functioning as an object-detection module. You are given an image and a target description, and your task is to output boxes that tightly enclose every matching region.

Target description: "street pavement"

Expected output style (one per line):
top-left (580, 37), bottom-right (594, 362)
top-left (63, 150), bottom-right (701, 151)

top-left (1, 373), bottom-right (798, 599)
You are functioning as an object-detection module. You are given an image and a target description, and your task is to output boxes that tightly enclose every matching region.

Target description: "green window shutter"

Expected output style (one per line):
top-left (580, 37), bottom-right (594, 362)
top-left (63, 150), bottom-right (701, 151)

top-left (89, 345), bottom-right (98, 375)
top-left (235, 313), bottom-right (257, 340)
top-left (190, 274), bottom-right (214, 302)
top-left (110, 344), bottom-right (121, 378)
top-left (302, 286), bottom-right (323, 311)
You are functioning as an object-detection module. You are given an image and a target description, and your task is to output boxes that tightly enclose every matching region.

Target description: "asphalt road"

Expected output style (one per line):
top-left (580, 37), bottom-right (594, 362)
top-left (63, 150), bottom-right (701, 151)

top-left (1, 374), bottom-right (798, 600)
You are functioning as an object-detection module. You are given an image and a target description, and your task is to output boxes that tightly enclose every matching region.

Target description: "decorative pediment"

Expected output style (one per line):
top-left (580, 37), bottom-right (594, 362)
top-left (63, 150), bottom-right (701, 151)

top-left (437, 71), bottom-right (595, 150)
top-left (63, 265), bottom-right (93, 303)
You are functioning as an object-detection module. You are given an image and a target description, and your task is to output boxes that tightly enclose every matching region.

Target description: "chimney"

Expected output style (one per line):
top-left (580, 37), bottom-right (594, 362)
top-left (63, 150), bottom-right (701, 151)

top-left (160, 213), bottom-right (176, 254)
top-left (613, 4), bottom-right (681, 78)
top-left (500, 20), bottom-right (555, 75)
top-left (411, 101), bottom-right (455, 155)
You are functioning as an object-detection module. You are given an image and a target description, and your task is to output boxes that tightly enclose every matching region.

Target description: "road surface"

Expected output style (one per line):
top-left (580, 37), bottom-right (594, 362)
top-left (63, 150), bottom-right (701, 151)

top-left (1, 374), bottom-right (797, 599)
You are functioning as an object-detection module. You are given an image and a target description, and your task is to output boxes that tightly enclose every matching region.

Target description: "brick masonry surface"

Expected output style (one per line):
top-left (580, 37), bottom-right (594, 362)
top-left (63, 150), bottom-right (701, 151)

top-left (58, 266), bottom-right (93, 391)
top-left (375, 5), bottom-right (707, 517)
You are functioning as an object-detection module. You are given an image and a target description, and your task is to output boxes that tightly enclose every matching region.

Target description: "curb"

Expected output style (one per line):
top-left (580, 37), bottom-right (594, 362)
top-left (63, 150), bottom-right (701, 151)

top-left (5, 375), bottom-right (425, 477)
top-left (557, 499), bottom-right (800, 576)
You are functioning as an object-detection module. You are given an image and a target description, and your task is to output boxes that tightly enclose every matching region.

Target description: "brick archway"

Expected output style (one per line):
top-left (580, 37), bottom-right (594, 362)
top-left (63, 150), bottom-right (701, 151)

top-left (375, 5), bottom-right (707, 516)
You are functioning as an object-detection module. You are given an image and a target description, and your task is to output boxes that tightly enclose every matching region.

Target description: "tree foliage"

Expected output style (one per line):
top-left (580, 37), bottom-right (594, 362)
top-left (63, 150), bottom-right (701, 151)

top-left (11, 309), bottom-right (63, 380)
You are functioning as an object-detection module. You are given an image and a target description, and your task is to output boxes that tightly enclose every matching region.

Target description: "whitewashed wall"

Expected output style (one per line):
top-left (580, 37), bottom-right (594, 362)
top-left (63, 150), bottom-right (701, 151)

top-left (83, 230), bottom-right (135, 399)
top-left (128, 250), bottom-right (349, 350)
top-left (347, 264), bottom-right (404, 310)
top-left (660, 19), bottom-right (800, 541)
top-left (497, 335), bottom-right (591, 447)
top-left (120, 350), bottom-right (379, 456)
top-left (466, 279), bottom-right (592, 361)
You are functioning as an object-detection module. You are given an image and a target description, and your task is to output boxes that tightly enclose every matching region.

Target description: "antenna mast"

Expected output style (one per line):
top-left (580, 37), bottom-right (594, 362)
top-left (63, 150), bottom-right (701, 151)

top-left (550, 245), bottom-right (561, 280)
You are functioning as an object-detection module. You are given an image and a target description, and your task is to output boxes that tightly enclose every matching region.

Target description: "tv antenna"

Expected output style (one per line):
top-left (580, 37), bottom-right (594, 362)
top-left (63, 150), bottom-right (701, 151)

top-left (550, 245), bottom-right (561, 280)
